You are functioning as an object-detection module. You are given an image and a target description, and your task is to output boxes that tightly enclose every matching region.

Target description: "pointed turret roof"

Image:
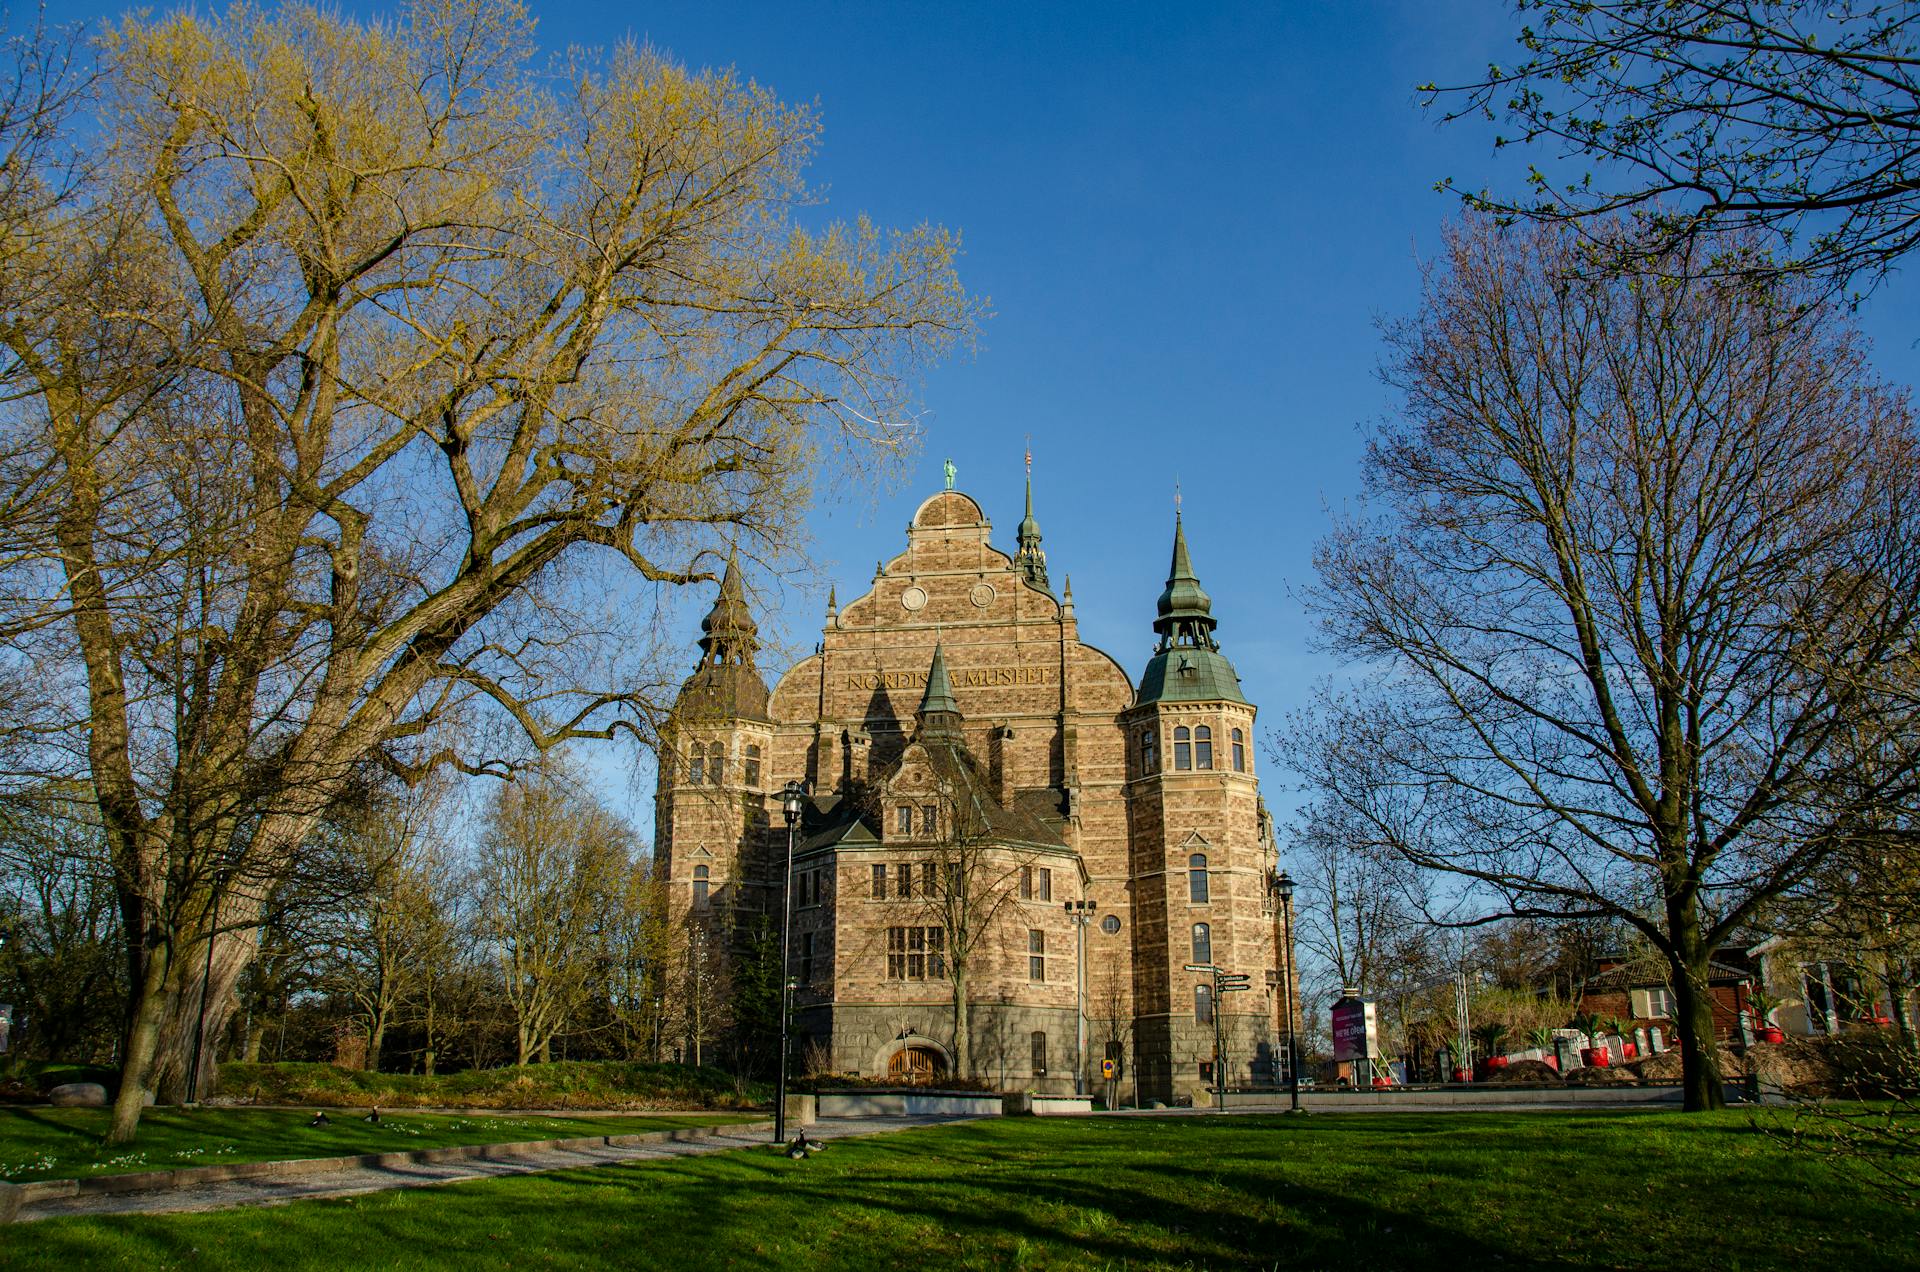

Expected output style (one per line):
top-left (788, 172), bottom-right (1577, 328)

top-left (1137, 513), bottom-right (1246, 706)
top-left (915, 643), bottom-right (965, 740)
top-left (677, 546), bottom-right (769, 720)
top-left (698, 547), bottom-right (759, 658)
top-left (1155, 513), bottom-right (1213, 627)
top-left (1014, 464), bottom-right (1051, 592)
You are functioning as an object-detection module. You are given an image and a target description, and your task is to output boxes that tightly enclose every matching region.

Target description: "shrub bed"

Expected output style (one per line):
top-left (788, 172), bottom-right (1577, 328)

top-left (214, 1060), bottom-right (772, 1110)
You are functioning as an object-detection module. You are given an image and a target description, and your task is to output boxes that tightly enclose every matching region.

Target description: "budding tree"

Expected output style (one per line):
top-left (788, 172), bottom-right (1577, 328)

top-left (0, 0), bottom-right (976, 1140)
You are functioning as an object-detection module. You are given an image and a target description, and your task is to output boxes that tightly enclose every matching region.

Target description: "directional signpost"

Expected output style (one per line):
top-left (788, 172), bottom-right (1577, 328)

top-left (1185, 964), bottom-right (1252, 1111)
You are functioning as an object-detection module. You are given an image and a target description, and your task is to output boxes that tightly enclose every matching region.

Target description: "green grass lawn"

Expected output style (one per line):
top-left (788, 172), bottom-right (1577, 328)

top-left (11, 1111), bottom-right (1914, 1271)
top-left (0, 1106), bottom-right (763, 1183)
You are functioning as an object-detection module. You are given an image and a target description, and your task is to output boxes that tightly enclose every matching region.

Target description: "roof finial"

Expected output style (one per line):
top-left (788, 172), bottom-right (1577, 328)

top-left (1025, 435), bottom-right (1032, 477)
top-left (1175, 476), bottom-right (1182, 515)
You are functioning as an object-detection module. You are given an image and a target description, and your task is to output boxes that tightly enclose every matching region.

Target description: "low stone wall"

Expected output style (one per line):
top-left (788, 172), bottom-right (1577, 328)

top-left (1002, 1093), bottom-right (1094, 1116)
top-left (815, 1092), bottom-right (1002, 1118)
top-left (1215, 1083), bottom-right (1747, 1111)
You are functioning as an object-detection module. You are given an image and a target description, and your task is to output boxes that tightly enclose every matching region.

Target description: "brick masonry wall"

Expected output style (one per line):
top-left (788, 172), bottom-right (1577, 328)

top-left (659, 487), bottom-right (1283, 1094)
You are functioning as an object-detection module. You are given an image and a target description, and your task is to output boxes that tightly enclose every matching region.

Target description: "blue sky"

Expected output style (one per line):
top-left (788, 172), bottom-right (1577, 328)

top-left (50, 0), bottom-right (1920, 836)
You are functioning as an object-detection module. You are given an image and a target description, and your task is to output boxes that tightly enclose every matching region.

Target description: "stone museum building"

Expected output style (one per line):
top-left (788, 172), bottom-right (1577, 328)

top-left (654, 475), bottom-right (1295, 1104)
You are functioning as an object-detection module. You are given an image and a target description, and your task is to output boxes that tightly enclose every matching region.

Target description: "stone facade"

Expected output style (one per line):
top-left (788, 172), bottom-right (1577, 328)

top-left (655, 481), bottom-right (1296, 1103)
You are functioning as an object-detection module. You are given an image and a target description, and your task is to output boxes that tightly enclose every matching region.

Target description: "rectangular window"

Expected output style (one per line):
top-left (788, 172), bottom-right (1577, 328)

top-left (921, 861), bottom-right (936, 898)
top-left (1031, 1030), bottom-right (1047, 1076)
top-left (1646, 987), bottom-right (1676, 1019)
top-left (872, 864), bottom-right (887, 900)
top-left (1038, 867), bottom-right (1053, 902)
top-left (921, 804), bottom-right (937, 837)
top-left (886, 927), bottom-right (944, 981)
top-left (896, 805), bottom-right (913, 835)
top-left (800, 931), bottom-right (815, 986)
top-left (896, 863), bottom-right (913, 899)
top-left (1028, 929), bottom-right (1045, 982)
top-left (1020, 865), bottom-right (1033, 900)
top-left (1195, 983), bottom-right (1214, 1025)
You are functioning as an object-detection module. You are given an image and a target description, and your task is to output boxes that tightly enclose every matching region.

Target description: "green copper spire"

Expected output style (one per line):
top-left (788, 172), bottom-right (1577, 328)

top-left (916, 643), bottom-right (965, 739)
top-left (1137, 513), bottom-right (1245, 706)
top-left (697, 546), bottom-right (758, 667)
top-left (1155, 512), bottom-right (1213, 630)
top-left (1014, 451), bottom-right (1050, 591)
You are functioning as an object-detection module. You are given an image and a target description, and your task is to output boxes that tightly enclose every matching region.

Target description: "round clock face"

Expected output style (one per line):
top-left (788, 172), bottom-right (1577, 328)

top-left (969, 582), bottom-right (996, 609)
top-left (901, 585), bottom-right (928, 612)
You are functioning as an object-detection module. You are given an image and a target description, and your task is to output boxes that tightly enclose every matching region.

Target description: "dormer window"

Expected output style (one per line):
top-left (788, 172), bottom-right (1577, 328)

top-left (1231, 728), bottom-right (1246, 772)
top-left (1195, 725), bottom-right (1213, 771)
top-left (1173, 726), bottom-right (1192, 771)
top-left (896, 804), bottom-right (913, 835)
top-left (743, 744), bottom-right (762, 788)
top-left (687, 747), bottom-right (705, 786)
top-left (1139, 728), bottom-right (1159, 775)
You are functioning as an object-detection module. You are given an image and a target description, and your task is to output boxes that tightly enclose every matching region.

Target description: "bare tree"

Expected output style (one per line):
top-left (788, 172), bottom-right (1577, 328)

top-left (318, 778), bottom-right (455, 1071)
top-left (473, 764), bottom-right (632, 1066)
top-left (1427, 1), bottom-right (1920, 293)
top-left (912, 791), bottom-right (1039, 1084)
top-left (0, 0), bottom-right (975, 1140)
top-left (1301, 218), bottom-right (1920, 1110)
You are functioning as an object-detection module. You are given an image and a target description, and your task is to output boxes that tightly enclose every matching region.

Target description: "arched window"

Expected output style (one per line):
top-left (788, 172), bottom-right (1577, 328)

top-left (1173, 726), bottom-right (1192, 770)
top-left (743, 744), bottom-right (762, 788)
top-left (692, 865), bottom-right (710, 909)
top-left (1189, 852), bottom-right (1209, 903)
top-left (1031, 1031), bottom-right (1048, 1076)
top-left (707, 741), bottom-right (725, 785)
top-left (1231, 728), bottom-right (1246, 773)
top-left (1139, 728), bottom-right (1158, 775)
top-left (687, 746), bottom-right (705, 786)
top-left (1195, 983), bottom-right (1214, 1025)
top-left (1195, 725), bottom-right (1213, 770)
top-left (1191, 922), bottom-right (1212, 965)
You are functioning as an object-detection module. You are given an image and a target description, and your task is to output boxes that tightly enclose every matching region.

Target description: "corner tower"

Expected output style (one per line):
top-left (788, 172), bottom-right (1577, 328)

top-left (1122, 514), bottom-right (1274, 1105)
top-left (657, 549), bottom-right (775, 932)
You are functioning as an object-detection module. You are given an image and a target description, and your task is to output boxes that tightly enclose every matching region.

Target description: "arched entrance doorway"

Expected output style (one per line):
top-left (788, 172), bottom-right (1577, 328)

top-left (887, 1044), bottom-right (948, 1084)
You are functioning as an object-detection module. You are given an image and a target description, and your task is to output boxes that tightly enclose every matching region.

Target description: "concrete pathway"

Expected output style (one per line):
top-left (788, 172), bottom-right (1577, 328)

top-left (19, 1115), bottom-right (973, 1224)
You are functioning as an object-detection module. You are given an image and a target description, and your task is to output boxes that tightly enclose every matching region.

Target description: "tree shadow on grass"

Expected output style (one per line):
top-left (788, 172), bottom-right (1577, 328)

top-left (13, 1116), bottom-right (1905, 1272)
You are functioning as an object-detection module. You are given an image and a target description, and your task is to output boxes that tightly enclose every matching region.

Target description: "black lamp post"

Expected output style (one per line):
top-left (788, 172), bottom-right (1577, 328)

top-left (1063, 899), bottom-right (1097, 1095)
top-left (775, 779), bottom-right (806, 1143)
top-left (1272, 869), bottom-right (1300, 1113)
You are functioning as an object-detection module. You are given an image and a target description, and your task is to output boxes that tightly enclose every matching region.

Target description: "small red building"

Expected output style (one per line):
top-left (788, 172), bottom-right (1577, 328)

top-left (1576, 950), bottom-right (1755, 1042)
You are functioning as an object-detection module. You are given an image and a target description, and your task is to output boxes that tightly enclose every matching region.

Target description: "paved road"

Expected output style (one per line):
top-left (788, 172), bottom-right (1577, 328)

top-left (20, 1116), bottom-right (973, 1224)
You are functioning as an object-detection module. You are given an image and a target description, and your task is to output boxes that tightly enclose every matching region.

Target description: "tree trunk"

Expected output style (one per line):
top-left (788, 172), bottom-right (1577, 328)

top-left (107, 949), bottom-right (173, 1144)
top-left (951, 970), bottom-right (970, 1079)
top-left (1669, 949), bottom-right (1725, 1111)
top-left (367, 1014), bottom-right (387, 1073)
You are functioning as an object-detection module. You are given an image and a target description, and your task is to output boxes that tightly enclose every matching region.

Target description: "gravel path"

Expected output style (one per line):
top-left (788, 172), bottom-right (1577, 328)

top-left (19, 1116), bottom-right (973, 1223)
